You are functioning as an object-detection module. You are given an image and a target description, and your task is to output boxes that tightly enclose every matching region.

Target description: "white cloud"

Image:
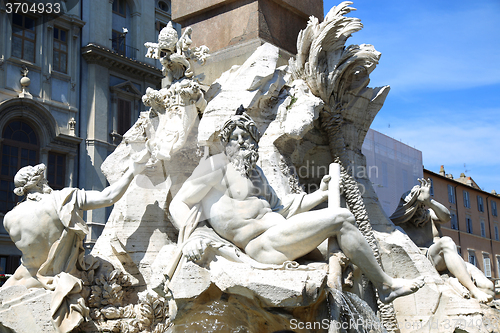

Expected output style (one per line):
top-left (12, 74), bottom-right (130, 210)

top-left (372, 116), bottom-right (500, 192)
top-left (344, 1), bottom-right (500, 92)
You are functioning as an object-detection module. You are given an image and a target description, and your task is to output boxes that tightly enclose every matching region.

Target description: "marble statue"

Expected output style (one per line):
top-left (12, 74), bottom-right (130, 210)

top-left (1, 161), bottom-right (144, 333)
top-left (145, 21), bottom-right (209, 86)
top-left (141, 79), bottom-right (206, 162)
top-left (140, 22), bottom-right (208, 163)
top-left (170, 107), bottom-right (424, 304)
top-left (390, 179), bottom-right (494, 303)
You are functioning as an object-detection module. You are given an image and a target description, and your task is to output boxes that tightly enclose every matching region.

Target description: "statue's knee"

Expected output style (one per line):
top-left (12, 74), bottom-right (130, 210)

top-left (439, 236), bottom-right (456, 250)
top-left (327, 208), bottom-right (355, 226)
top-left (484, 279), bottom-right (494, 291)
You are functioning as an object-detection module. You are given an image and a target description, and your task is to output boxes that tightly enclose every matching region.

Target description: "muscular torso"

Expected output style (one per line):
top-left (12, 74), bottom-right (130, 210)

top-left (3, 195), bottom-right (64, 275)
top-left (198, 155), bottom-right (285, 248)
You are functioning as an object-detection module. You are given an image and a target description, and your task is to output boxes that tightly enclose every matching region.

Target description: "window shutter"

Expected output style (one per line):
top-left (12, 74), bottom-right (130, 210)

top-left (483, 256), bottom-right (491, 278)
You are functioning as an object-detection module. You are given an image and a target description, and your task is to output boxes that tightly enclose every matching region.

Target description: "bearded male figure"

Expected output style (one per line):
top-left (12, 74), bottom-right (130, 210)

top-left (2, 161), bottom-right (144, 332)
top-left (390, 179), bottom-right (494, 303)
top-left (170, 108), bottom-right (424, 304)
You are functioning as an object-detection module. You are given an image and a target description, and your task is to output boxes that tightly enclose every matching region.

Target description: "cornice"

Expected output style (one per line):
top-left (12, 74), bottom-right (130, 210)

top-left (81, 43), bottom-right (162, 82)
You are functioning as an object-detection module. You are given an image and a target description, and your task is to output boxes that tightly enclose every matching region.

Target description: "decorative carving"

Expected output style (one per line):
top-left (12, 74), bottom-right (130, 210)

top-left (87, 269), bottom-right (130, 308)
top-left (19, 65), bottom-right (32, 98)
top-left (289, 2), bottom-right (398, 330)
top-left (145, 22), bottom-right (209, 86)
top-left (165, 108), bottom-right (423, 309)
top-left (86, 270), bottom-right (171, 333)
top-left (132, 24), bottom-right (209, 163)
top-left (4, 3), bottom-right (500, 333)
top-left (68, 117), bottom-right (76, 135)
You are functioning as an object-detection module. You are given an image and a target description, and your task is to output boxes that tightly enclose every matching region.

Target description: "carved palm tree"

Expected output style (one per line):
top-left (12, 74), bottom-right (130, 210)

top-left (289, 2), bottom-right (398, 331)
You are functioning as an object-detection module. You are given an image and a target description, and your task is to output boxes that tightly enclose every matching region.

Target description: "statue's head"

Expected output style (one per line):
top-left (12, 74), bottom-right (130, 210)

top-left (220, 106), bottom-right (261, 177)
top-left (13, 163), bottom-right (51, 197)
top-left (220, 105), bottom-right (260, 145)
top-left (390, 183), bottom-right (430, 227)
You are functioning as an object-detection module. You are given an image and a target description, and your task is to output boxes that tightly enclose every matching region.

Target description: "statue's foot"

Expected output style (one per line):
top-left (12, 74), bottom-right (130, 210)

top-left (378, 277), bottom-right (425, 304)
top-left (470, 288), bottom-right (493, 303)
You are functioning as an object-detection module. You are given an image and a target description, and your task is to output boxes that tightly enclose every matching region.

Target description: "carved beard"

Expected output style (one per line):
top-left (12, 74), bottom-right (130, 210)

top-left (225, 142), bottom-right (259, 178)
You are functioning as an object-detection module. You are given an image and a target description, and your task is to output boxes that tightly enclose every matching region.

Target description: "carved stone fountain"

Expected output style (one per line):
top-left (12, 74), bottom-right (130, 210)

top-left (1, 3), bottom-right (499, 333)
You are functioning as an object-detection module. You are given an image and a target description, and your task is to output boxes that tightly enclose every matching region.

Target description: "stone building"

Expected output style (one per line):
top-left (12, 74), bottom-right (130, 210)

top-left (0, 0), bottom-right (178, 276)
top-left (362, 128), bottom-right (423, 216)
top-left (424, 167), bottom-right (500, 284)
top-left (0, 1), bottom-right (85, 275)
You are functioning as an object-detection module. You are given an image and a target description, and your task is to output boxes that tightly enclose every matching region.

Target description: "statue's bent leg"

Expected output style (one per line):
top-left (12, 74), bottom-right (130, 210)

top-left (245, 208), bottom-right (348, 264)
top-left (465, 262), bottom-right (495, 297)
top-left (244, 208), bottom-right (424, 303)
top-left (336, 220), bottom-right (424, 303)
top-left (429, 237), bottom-right (492, 302)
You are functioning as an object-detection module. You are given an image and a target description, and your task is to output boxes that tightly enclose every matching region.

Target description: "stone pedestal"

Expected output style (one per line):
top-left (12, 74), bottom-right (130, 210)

top-left (172, 0), bottom-right (323, 85)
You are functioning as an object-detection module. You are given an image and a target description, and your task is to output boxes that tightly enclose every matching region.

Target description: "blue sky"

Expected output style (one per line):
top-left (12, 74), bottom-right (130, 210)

top-left (323, 0), bottom-right (500, 193)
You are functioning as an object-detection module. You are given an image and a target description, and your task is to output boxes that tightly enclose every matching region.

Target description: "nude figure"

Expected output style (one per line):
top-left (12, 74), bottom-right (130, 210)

top-left (390, 179), bottom-right (494, 303)
top-left (2, 161), bottom-right (144, 332)
top-left (170, 109), bottom-right (424, 304)
top-left (3, 162), bottom-right (144, 289)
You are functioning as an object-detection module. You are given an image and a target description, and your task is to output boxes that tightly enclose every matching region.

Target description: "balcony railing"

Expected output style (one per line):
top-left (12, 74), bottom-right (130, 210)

top-left (110, 37), bottom-right (139, 60)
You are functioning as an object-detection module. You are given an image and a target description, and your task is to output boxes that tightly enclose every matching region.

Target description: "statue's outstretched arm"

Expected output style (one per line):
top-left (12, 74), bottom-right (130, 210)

top-left (82, 161), bottom-right (145, 210)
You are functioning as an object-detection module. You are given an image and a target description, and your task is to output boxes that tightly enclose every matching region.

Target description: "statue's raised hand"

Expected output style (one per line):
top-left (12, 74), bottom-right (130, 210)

top-left (417, 178), bottom-right (432, 205)
top-left (182, 237), bottom-right (211, 262)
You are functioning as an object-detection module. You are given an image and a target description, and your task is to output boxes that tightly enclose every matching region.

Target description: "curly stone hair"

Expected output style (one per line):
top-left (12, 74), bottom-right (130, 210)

top-left (220, 105), bottom-right (260, 144)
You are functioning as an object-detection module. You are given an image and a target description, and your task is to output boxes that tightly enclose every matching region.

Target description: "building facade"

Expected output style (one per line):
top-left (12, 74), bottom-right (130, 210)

top-left (79, 0), bottom-right (173, 247)
top-left (424, 167), bottom-right (500, 284)
top-left (0, 0), bottom-right (177, 275)
top-left (362, 128), bottom-right (423, 216)
top-left (0, 1), bottom-right (85, 275)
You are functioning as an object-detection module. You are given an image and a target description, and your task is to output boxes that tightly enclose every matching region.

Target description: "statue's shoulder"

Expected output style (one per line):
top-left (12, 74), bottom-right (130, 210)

top-left (3, 192), bottom-right (54, 226)
top-left (195, 153), bottom-right (227, 173)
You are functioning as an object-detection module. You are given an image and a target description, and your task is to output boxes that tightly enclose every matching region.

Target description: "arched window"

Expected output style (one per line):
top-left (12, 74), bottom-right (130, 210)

top-left (0, 120), bottom-right (39, 212)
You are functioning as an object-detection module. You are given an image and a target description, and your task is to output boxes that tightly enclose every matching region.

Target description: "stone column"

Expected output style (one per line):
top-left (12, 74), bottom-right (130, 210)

top-left (40, 147), bottom-right (49, 173)
top-left (85, 62), bottom-right (110, 224)
top-left (110, 92), bottom-right (117, 133)
top-left (131, 11), bottom-right (141, 60)
top-left (42, 24), bottom-right (54, 101)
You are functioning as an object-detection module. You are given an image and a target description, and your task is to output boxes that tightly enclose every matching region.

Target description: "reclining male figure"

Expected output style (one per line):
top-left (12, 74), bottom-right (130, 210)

top-left (170, 110), bottom-right (424, 304)
top-left (390, 179), bottom-right (494, 303)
